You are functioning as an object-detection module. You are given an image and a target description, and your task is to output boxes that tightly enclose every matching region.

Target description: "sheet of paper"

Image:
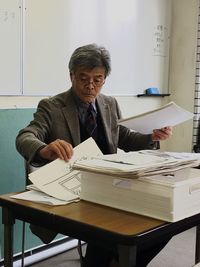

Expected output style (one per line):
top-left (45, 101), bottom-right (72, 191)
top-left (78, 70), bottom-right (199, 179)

top-left (10, 190), bottom-right (77, 205)
top-left (74, 150), bottom-right (200, 178)
top-left (29, 138), bottom-right (103, 201)
top-left (139, 150), bottom-right (200, 160)
top-left (94, 151), bottom-right (168, 165)
top-left (118, 101), bottom-right (194, 134)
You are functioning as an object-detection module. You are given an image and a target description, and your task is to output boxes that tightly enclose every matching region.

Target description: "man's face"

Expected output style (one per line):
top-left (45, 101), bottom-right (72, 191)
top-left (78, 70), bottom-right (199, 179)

top-left (70, 67), bottom-right (106, 103)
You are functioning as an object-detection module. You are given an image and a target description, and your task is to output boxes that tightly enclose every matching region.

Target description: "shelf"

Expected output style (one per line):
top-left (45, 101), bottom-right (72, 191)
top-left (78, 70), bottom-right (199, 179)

top-left (137, 94), bottom-right (170, 97)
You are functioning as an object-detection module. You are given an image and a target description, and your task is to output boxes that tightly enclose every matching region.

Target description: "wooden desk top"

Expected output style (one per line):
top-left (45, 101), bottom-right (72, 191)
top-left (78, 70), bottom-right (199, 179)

top-left (3, 192), bottom-right (200, 246)
top-left (2, 191), bottom-right (200, 246)
top-left (0, 192), bottom-right (167, 245)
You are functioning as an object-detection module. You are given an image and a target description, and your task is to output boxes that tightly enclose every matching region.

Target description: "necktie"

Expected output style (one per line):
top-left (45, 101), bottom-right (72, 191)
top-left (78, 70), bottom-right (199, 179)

top-left (85, 103), bottom-right (97, 138)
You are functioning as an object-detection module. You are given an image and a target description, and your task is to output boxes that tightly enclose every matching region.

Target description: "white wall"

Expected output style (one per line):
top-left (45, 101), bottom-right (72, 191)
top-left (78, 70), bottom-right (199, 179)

top-left (118, 0), bottom-right (199, 153)
top-left (166, 0), bottom-right (198, 152)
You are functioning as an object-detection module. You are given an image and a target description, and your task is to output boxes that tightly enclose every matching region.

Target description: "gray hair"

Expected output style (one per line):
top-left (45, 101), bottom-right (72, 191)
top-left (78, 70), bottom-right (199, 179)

top-left (68, 44), bottom-right (111, 77)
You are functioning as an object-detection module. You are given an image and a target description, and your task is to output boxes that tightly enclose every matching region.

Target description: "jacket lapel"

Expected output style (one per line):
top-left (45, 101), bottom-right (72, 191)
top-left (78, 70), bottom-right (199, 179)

top-left (96, 95), bottom-right (114, 152)
top-left (61, 92), bottom-right (81, 147)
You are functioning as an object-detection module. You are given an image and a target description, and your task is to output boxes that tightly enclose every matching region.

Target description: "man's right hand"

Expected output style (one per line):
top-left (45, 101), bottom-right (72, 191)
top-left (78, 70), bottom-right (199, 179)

top-left (38, 139), bottom-right (74, 161)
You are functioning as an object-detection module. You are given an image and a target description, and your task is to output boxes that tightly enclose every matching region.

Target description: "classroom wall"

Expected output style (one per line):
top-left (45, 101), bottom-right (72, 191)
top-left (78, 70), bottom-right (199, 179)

top-left (1, 0), bottom-right (171, 96)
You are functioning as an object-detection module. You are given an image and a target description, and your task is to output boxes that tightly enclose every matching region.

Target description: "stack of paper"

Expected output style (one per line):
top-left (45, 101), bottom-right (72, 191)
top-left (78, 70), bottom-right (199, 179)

top-left (74, 149), bottom-right (200, 221)
top-left (73, 150), bottom-right (200, 178)
top-left (80, 167), bottom-right (200, 222)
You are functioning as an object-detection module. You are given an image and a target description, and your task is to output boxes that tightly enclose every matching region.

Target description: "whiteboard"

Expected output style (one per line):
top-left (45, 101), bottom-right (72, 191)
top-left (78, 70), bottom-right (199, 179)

top-left (0, 0), bottom-right (22, 95)
top-left (1, 0), bottom-right (171, 96)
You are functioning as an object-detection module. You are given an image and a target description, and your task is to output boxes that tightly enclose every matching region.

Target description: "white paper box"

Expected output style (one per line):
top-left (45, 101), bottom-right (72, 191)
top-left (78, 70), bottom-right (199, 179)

top-left (80, 168), bottom-right (200, 222)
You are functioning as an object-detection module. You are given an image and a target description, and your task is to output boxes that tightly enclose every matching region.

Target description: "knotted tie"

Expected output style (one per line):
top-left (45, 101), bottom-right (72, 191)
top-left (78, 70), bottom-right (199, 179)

top-left (85, 103), bottom-right (97, 139)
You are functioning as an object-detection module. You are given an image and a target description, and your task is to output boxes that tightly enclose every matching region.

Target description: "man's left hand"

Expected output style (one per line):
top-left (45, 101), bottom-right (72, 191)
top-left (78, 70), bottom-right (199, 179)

top-left (152, 126), bottom-right (172, 141)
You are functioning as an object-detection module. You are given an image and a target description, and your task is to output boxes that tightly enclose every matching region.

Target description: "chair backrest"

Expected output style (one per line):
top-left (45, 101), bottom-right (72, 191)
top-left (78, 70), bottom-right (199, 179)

top-left (194, 144), bottom-right (200, 153)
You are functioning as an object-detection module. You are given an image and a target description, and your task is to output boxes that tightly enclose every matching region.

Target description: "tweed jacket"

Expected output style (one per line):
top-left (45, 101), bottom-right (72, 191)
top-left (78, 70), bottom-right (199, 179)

top-left (16, 88), bottom-right (155, 164)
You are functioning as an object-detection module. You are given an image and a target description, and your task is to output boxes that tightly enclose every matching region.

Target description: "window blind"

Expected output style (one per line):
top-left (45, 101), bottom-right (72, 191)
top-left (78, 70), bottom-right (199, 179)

top-left (193, 2), bottom-right (200, 149)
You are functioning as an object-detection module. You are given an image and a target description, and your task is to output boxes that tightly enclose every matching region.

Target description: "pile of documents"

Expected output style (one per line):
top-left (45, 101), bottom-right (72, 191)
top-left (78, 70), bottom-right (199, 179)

top-left (73, 150), bottom-right (200, 179)
top-left (70, 143), bottom-right (200, 222)
top-left (79, 167), bottom-right (200, 222)
top-left (11, 139), bottom-right (200, 221)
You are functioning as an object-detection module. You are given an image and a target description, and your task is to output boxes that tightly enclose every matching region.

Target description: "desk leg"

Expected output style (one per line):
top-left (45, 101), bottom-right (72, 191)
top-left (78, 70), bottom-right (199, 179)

top-left (196, 225), bottom-right (200, 263)
top-left (118, 245), bottom-right (136, 267)
top-left (2, 207), bottom-right (15, 267)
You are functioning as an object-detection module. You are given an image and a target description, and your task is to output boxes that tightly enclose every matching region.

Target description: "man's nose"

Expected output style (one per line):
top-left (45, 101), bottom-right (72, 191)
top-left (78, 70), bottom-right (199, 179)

top-left (86, 81), bottom-right (95, 89)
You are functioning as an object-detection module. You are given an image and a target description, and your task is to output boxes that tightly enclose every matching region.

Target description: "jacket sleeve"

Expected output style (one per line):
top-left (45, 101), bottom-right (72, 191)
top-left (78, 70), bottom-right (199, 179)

top-left (16, 98), bottom-right (54, 164)
top-left (118, 125), bottom-right (159, 152)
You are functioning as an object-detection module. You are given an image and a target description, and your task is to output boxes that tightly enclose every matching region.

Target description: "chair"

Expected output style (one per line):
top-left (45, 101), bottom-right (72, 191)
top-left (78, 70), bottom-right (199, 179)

top-left (21, 161), bottom-right (84, 267)
top-left (194, 144), bottom-right (200, 153)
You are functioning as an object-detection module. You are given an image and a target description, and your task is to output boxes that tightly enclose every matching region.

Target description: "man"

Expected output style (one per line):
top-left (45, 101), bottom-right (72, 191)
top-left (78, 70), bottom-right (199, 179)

top-left (16, 44), bottom-right (172, 267)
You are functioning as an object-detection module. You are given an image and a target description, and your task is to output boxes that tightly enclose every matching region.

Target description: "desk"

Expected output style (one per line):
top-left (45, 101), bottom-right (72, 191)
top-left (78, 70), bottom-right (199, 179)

top-left (1, 192), bottom-right (200, 267)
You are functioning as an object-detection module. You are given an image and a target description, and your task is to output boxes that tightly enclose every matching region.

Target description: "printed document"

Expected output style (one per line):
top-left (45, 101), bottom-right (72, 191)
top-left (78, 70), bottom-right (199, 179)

top-left (118, 101), bottom-right (194, 134)
top-left (11, 190), bottom-right (72, 205)
top-left (28, 138), bottom-right (102, 201)
top-left (13, 138), bottom-right (102, 204)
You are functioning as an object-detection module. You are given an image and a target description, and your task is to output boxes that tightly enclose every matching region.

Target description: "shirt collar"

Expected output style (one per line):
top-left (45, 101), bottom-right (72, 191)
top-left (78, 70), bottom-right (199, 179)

top-left (72, 90), bottom-right (97, 112)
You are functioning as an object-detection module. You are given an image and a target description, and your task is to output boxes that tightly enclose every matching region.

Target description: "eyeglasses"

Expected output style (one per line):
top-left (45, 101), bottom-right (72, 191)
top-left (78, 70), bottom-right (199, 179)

top-left (76, 75), bottom-right (105, 87)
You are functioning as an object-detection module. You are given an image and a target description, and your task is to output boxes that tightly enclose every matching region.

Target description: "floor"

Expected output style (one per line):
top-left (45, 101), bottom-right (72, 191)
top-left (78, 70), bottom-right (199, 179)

top-left (27, 227), bottom-right (197, 267)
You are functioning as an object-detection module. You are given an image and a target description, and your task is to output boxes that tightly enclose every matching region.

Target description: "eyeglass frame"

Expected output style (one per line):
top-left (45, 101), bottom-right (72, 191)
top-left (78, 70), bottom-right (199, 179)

top-left (73, 73), bottom-right (105, 87)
